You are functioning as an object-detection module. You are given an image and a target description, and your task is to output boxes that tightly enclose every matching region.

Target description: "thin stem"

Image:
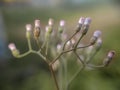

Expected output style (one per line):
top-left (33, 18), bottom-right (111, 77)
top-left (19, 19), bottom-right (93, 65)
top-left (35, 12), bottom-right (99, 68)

top-left (16, 51), bottom-right (31, 58)
top-left (74, 51), bottom-right (85, 65)
top-left (87, 64), bottom-right (105, 68)
top-left (63, 32), bottom-right (78, 50)
top-left (36, 38), bottom-right (41, 49)
top-left (27, 38), bottom-right (32, 51)
top-left (61, 57), bottom-right (68, 90)
top-left (67, 66), bottom-right (84, 89)
top-left (74, 34), bottom-right (84, 49)
top-left (50, 44), bottom-right (91, 65)
top-left (49, 65), bottom-right (59, 90)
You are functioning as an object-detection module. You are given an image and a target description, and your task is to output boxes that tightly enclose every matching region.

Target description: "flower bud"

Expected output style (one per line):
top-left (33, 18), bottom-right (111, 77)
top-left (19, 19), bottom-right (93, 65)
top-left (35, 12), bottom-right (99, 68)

top-left (75, 17), bottom-right (85, 32)
top-left (8, 43), bottom-right (20, 57)
top-left (95, 38), bottom-right (102, 51)
top-left (8, 43), bottom-right (16, 51)
top-left (84, 17), bottom-right (91, 25)
top-left (35, 19), bottom-right (40, 28)
top-left (82, 17), bottom-right (91, 35)
top-left (90, 30), bottom-right (102, 45)
top-left (93, 30), bottom-right (101, 38)
top-left (26, 24), bottom-right (32, 31)
top-left (48, 18), bottom-right (54, 26)
top-left (60, 20), bottom-right (65, 27)
top-left (103, 51), bottom-right (115, 66)
top-left (26, 24), bottom-right (32, 38)
top-left (78, 17), bottom-right (85, 24)
top-left (34, 20), bottom-right (41, 39)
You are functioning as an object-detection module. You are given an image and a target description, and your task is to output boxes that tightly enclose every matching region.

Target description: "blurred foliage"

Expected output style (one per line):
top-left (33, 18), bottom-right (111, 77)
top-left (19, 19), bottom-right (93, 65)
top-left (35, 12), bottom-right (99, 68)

top-left (0, 2), bottom-right (120, 90)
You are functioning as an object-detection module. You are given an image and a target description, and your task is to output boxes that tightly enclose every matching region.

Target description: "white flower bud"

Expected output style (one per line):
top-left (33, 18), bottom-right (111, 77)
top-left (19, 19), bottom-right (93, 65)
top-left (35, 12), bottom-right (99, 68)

top-left (78, 17), bottom-right (85, 24)
top-left (93, 30), bottom-right (101, 38)
top-left (84, 17), bottom-right (91, 25)
top-left (8, 43), bottom-right (16, 51)
top-left (48, 18), bottom-right (54, 26)
top-left (26, 24), bottom-right (32, 31)
top-left (60, 20), bottom-right (65, 27)
top-left (35, 19), bottom-right (40, 28)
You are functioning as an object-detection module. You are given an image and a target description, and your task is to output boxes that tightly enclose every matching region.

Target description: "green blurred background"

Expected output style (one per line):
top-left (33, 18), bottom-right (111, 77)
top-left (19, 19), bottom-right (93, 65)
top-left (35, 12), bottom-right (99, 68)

top-left (0, 0), bottom-right (120, 90)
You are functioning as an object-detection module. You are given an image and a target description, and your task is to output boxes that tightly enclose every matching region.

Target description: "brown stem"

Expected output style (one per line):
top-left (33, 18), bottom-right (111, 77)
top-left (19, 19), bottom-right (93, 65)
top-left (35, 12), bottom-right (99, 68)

top-left (49, 65), bottom-right (59, 90)
top-left (63, 32), bottom-right (78, 50)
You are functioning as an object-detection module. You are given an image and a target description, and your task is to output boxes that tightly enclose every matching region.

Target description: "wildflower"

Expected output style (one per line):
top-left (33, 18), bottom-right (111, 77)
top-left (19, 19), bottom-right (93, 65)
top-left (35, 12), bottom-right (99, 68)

top-left (75, 17), bottom-right (85, 32)
top-left (103, 51), bottom-right (115, 66)
top-left (8, 43), bottom-right (20, 57)
top-left (95, 38), bottom-right (102, 51)
top-left (59, 20), bottom-right (65, 33)
top-left (84, 17), bottom-right (91, 25)
top-left (82, 17), bottom-right (91, 35)
top-left (26, 24), bottom-right (32, 31)
top-left (48, 18), bottom-right (54, 26)
top-left (26, 24), bottom-right (32, 38)
top-left (90, 30), bottom-right (101, 45)
top-left (34, 19), bottom-right (41, 39)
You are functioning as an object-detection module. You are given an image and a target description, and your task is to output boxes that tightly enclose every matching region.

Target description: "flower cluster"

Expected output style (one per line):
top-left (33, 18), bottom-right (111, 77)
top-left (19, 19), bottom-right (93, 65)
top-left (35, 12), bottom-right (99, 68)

top-left (8, 17), bottom-right (115, 90)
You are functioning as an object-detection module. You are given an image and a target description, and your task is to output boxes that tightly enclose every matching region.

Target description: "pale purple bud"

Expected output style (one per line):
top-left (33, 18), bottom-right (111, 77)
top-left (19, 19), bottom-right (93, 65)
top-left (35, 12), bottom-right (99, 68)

top-left (78, 17), bottom-right (85, 24)
top-left (35, 19), bottom-right (40, 27)
top-left (84, 17), bottom-right (91, 25)
top-left (107, 51), bottom-right (115, 59)
top-left (93, 30), bottom-right (101, 38)
top-left (8, 43), bottom-right (16, 51)
top-left (48, 18), bottom-right (54, 26)
top-left (60, 20), bottom-right (65, 27)
top-left (26, 24), bottom-right (32, 31)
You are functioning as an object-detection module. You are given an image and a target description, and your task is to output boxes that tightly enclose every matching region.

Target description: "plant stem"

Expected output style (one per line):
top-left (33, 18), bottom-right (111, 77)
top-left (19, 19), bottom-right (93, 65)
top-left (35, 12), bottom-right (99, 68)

top-left (63, 32), bottom-right (78, 50)
top-left (74, 34), bottom-right (84, 49)
top-left (67, 66), bottom-right (84, 89)
top-left (49, 65), bottom-right (59, 90)
top-left (27, 38), bottom-right (32, 51)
